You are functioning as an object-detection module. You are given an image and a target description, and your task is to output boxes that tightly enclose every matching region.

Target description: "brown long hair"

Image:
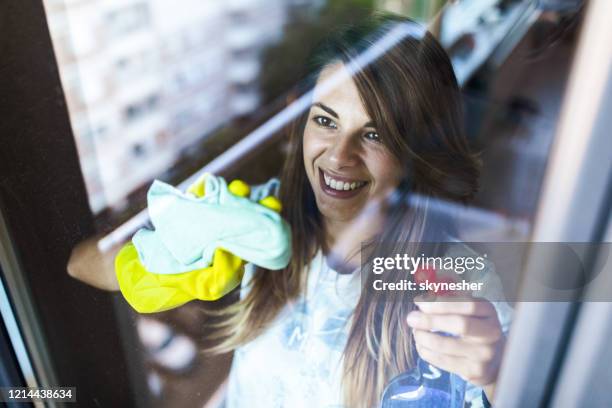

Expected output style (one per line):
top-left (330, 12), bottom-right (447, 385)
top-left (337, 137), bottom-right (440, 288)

top-left (208, 14), bottom-right (480, 408)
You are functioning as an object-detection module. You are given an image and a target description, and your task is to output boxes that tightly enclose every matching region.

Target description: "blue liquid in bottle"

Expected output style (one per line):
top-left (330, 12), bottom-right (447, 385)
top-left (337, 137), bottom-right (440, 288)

top-left (380, 334), bottom-right (465, 407)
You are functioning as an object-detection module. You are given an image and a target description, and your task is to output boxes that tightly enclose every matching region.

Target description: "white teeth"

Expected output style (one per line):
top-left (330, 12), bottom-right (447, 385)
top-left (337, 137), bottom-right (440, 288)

top-left (322, 171), bottom-right (365, 191)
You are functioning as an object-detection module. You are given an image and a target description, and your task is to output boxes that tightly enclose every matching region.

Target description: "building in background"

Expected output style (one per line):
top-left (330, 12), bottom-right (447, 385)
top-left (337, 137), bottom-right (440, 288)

top-left (43, 0), bottom-right (321, 213)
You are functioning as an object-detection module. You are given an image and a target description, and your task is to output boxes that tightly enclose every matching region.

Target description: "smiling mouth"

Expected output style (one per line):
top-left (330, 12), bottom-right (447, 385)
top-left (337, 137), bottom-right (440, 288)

top-left (318, 169), bottom-right (368, 199)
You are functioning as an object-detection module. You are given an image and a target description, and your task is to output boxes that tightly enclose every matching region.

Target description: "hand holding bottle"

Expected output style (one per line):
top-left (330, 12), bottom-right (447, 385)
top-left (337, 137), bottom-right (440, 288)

top-left (407, 295), bottom-right (505, 402)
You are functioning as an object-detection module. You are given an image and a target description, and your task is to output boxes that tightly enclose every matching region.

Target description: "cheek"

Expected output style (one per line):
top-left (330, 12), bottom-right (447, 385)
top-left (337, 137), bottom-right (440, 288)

top-left (302, 130), bottom-right (318, 184)
top-left (369, 153), bottom-right (404, 188)
top-left (302, 126), bottom-right (326, 167)
top-left (302, 133), bottom-right (313, 167)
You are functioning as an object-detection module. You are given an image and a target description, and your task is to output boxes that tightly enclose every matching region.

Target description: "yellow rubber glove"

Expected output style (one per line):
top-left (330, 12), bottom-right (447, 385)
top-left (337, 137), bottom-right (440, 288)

top-left (115, 177), bottom-right (281, 313)
top-left (115, 244), bottom-right (244, 313)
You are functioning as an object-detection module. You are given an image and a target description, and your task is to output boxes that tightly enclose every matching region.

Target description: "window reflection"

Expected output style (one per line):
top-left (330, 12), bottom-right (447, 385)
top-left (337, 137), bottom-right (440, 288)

top-left (43, 0), bottom-right (332, 216)
top-left (46, 0), bottom-right (589, 407)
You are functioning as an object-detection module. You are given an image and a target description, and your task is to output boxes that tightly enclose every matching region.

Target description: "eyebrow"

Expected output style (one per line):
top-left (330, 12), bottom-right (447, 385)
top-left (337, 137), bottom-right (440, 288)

top-left (312, 102), bottom-right (338, 118)
top-left (311, 102), bottom-right (376, 128)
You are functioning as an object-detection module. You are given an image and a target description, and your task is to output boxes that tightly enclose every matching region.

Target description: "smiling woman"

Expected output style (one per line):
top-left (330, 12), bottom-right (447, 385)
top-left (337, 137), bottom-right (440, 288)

top-left (205, 14), bottom-right (500, 408)
top-left (304, 62), bottom-right (404, 229)
top-left (5, 0), bottom-right (608, 407)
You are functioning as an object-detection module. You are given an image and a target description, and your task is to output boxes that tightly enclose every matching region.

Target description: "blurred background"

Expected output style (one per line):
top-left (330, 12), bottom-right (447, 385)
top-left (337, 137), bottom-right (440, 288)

top-left (40, 0), bottom-right (585, 230)
top-left (1, 0), bottom-right (610, 407)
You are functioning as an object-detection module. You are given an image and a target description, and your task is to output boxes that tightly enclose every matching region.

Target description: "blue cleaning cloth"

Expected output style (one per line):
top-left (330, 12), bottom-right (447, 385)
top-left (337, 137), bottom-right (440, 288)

top-left (132, 174), bottom-right (291, 274)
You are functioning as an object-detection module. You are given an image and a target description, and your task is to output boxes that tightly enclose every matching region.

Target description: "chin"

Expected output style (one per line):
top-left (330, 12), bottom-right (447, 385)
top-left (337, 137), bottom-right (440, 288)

top-left (315, 196), bottom-right (362, 223)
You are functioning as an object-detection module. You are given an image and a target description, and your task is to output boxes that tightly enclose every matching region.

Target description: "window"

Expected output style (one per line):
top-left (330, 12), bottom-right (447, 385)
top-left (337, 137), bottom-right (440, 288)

top-left (3, 1), bottom-right (611, 407)
top-left (106, 3), bottom-right (151, 39)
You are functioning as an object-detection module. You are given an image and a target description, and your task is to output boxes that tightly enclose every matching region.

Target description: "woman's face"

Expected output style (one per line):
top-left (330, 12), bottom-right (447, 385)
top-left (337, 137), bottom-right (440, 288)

top-left (303, 62), bottom-right (404, 226)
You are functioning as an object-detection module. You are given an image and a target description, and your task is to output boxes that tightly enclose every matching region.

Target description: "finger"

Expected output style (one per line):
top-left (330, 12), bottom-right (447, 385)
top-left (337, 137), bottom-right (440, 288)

top-left (414, 298), bottom-right (496, 318)
top-left (412, 329), bottom-right (497, 362)
top-left (407, 312), bottom-right (502, 342)
top-left (415, 342), bottom-right (471, 378)
top-left (416, 343), bottom-right (495, 385)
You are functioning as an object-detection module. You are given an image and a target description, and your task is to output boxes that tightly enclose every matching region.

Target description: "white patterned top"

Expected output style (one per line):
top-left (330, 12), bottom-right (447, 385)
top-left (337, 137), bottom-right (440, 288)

top-left (224, 246), bottom-right (512, 408)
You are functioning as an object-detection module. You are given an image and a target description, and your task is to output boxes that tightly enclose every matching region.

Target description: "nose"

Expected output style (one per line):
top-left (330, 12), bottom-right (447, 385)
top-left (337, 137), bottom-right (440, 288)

top-left (327, 132), bottom-right (360, 169)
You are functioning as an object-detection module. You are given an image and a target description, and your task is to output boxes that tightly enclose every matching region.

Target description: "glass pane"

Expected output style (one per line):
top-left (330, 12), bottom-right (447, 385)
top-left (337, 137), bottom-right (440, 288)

top-left (37, 0), bottom-right (596, 407)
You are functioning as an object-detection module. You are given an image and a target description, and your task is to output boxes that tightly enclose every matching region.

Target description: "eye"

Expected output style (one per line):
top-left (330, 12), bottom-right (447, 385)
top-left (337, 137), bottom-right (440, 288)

top-left (364, 131), bottom-right (381, 143)
top-left (313, 115), bottom-right (337, 129)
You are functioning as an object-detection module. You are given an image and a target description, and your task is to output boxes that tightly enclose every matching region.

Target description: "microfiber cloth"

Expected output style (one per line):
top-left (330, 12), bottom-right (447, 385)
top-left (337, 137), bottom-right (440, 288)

top-left (132, 174), bottom-right (291, 274)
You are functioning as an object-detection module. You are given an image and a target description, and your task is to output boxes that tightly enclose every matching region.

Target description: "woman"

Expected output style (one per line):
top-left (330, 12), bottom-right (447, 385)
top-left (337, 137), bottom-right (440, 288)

top-left (210, 14), bottom-right (509, 408)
